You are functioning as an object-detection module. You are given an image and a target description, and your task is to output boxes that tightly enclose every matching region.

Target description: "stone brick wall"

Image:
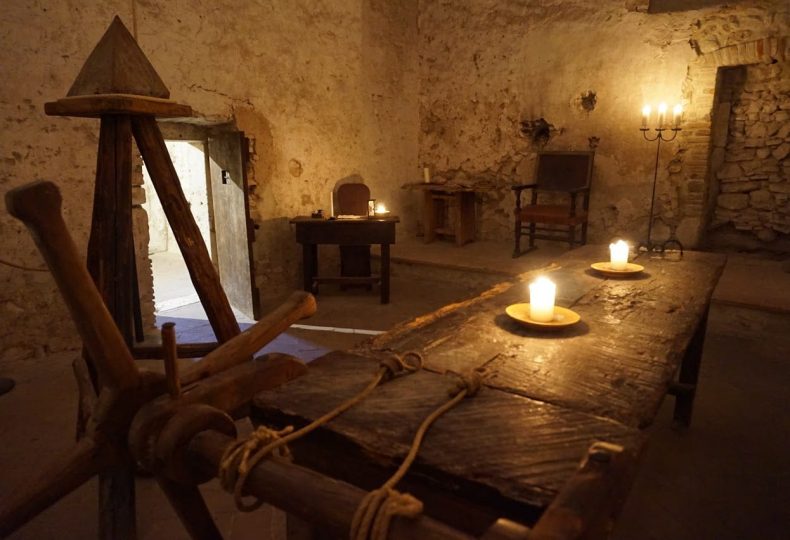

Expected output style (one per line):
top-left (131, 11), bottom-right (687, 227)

top-left (711, 61), bottom-right (790, 243)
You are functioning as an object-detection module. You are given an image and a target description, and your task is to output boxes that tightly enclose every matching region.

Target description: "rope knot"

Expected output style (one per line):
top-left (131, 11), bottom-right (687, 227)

top-left (447, 369), bottom-right (485, 397)
top-left (219, 424), bottom-right (294, 512)
top-left (351, 488), bottom-right (423, 540)
top-left (379, 351), bottom-right (423, 381)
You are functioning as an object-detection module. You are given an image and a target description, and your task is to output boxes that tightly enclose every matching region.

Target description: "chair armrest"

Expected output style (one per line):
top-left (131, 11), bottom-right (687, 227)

top-left (568, 186), bottom-right (590, 194)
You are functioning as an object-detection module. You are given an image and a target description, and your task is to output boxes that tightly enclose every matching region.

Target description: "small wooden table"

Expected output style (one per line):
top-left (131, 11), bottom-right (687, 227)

top-left (253, 245), bottom-right (726, 532)
top-left (290, 216), bottom-right (399, 304)
top-left (404, 183), bottom-right (477, 246)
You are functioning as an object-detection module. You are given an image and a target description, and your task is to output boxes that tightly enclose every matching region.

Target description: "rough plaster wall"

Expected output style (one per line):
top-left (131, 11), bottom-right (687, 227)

top-left (0, 0), bottom-right (419, 357)
top-left (417, 0), bottom-right (789, 245)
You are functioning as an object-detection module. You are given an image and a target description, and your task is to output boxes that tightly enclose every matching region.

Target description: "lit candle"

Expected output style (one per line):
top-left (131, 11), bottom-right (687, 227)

top-left (423, 166), bottom-right (431, 183)
top-left (367, 199), bottom-right (376, 217)
top-left (657, 103), bottom-right (667, 128)
top-left (609, 240), bottom-right (629, 270)
top-left (641, 105), bottom-right (651, 128)
top-left (330, 191), bottom-right (334, 217)
top-left (672, 103), bottom-right (682, 128)
top-left (529, 277), bottom-right (556, 322)
top-left (375, 202), bottom-right (389, 216)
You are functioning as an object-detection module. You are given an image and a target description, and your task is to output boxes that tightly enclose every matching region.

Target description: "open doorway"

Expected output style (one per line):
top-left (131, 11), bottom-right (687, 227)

top-left (141, 129), bottom-right (258, 328)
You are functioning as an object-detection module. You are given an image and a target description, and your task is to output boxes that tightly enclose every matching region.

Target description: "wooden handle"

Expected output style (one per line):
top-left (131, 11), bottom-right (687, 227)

top-left (181, 291), bottom-right (317, 385)
top-left (5, 181), bottom-right (139, 390)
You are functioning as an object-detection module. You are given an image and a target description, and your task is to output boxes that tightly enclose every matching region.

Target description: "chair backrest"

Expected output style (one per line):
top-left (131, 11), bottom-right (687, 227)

top-left (535, 151), bottom-right (595, 192)
top-left (336, 183), bottom-right (370, 215)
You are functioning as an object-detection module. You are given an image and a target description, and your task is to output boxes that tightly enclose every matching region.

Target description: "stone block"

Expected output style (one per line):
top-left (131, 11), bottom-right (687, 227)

top-left (717, 162), bottom-right (742, 179)
top-left (724, 148), bottom-right (754, 162)
top-left (772, 142), bottom-right (790, 160)
top-left (756, 148), bottom-right (772, 159)
top-left (740, 160), bottom-right (763, 174)
top-left (777, 122), bottom-right (790, 139)
top-left (721, 181), bottom-right (761, 193)
top-left (743, 138), bottom-right (765, 148)
top-left (749, 189), bottom-right (773, 210)
top-left (768, 182), bottom-right (790, 194)
top-left (747, 123), bottom-right (768, 138)
top-left (717, 193), bottom-right (749, 210)
top-left (755, 228), bottom-right (777, 242)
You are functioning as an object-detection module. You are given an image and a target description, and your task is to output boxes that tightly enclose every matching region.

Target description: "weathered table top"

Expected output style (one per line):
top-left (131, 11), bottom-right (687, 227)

top-left (252, 245), bottom-right (726, 524)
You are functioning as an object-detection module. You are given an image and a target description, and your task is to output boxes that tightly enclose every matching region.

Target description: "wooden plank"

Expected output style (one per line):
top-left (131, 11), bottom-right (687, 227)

top-left (207, 132), bottom-right (256, 319)
top-left (357, 246), bottom-right (726, 427)
top-left (132, 115), bottom-right (240, 343)
top-left (252, 352), bottom-right (644, 516)
top-left (45, 95), bottom-right (192, 118)
top-left (291, 217), bottom-right (398, 245)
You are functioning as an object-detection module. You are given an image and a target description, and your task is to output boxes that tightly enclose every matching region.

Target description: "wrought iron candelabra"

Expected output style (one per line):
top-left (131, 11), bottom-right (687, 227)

top-left (638, 119), bottom-right (684, 255)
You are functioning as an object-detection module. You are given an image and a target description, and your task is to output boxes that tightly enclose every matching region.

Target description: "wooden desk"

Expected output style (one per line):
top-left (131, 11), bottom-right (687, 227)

top-left (253, 245), bottom-right (726, 532)
top-left (290, 216), bottom-right (399, 304)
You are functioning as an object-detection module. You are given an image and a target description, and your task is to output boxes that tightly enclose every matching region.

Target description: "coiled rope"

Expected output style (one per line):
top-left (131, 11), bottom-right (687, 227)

top-left (349, 368), bottom-right (485, 540)
top-left (219, 351), bottom-right (424, 512)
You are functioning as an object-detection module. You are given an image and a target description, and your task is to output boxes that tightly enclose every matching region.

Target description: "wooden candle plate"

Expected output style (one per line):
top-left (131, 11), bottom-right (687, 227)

top-left (590, 261), bottom-right (644, 276)
top-left (505, 303), bottom-right (581, 329)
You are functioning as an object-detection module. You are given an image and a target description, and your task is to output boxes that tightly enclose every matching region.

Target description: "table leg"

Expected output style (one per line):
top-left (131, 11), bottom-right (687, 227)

top-left (381, 243), bottom-right (390, 304)
top-left (423, 190), bottom-right (436, 243)
top-left (673, 308), bottom-right (709, 427)
top-left (302, 244), bottom-right (318, 294)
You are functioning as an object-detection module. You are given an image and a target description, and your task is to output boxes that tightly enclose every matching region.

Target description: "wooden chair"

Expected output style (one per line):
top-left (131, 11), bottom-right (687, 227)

top-left (335, 183), bottom-right (372, 284)
top-left (512, 150), bottom-right (595, 257)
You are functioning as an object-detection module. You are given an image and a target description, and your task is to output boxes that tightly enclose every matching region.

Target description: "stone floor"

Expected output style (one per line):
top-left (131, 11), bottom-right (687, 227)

top-left (1, 239), bottom-right (789, 539)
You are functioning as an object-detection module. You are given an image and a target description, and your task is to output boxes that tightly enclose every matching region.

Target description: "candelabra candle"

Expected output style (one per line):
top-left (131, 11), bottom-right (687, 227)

top-left (375, 202), bottom-right (389, 216)
top-left (529, 277), bottom-right (556, 322)
top-left (641, 105), bottom-right (651, 129)
top-left (657, 103), bottom-right (667, 129)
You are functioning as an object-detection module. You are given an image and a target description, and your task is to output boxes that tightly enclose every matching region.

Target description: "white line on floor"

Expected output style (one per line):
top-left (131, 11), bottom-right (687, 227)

top-left (291, 323), bottom-right (384, 335)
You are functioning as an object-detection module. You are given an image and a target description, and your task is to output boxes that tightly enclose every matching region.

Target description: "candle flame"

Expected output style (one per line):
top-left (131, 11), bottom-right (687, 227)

top-left (609, 239), bottom-right (628, 249)
top-left (375, 203), bottom-right (388, 213)
top-left (642, 105), bottom-right (651, 117)
top-left (531, 276), bottom-right (555, 287)
top-left (673, 103), bottom-right (682, 115)
top-left (658, 102), bottom-right (667, 114)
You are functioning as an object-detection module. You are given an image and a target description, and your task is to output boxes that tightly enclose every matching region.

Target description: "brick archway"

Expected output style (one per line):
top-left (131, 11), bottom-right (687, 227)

top-left (666, 36), bottom-right (789, 246)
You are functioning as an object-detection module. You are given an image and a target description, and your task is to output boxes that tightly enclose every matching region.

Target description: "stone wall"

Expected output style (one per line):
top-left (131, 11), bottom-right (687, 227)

top-left (711, 61), bottom-right (790, 243)
top-left (0, 1), bottom-right (419, 358)
top-left (417, 0), bottom-right (789, 246)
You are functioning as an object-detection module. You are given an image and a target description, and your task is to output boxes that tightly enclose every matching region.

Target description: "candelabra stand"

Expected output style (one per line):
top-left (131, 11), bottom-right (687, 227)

top-left (638, 126), bottom-right (684, 255)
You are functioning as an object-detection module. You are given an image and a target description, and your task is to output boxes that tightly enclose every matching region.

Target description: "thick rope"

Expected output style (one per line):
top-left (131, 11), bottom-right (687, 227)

top-left (349, 369), bottom-right (485, 540)
top-left (219, 351), bottom-right (423, 512)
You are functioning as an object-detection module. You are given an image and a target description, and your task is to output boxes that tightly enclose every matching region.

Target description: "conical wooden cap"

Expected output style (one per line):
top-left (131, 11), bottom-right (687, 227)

top-left (67, 16), bottom-right (170, 98)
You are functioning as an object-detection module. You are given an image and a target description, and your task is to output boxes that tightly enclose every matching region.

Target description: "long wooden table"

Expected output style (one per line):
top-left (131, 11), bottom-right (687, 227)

top-left (252, 245), bottom-right (726, 534)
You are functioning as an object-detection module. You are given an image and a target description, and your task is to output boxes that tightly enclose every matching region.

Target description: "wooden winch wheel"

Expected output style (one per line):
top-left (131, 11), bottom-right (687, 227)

top-left (0, 179), bottom-right (316, 540)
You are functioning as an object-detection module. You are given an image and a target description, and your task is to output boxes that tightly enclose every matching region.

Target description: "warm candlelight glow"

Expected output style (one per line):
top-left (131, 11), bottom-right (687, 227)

top-left (657, 102), bottom-right (667, 128)
top-left (641, 105), bottom-right (651, 128)
top-left (673, 103), bottom-right (682, 128)
top-left (529, 277), bottom-right (556, 322)
top-left (423, 166), bottom-right (431, 183)
top-left (375, 202), bottom-right (389, 215)
top-left (609, 240), bottom-right (629, 270)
